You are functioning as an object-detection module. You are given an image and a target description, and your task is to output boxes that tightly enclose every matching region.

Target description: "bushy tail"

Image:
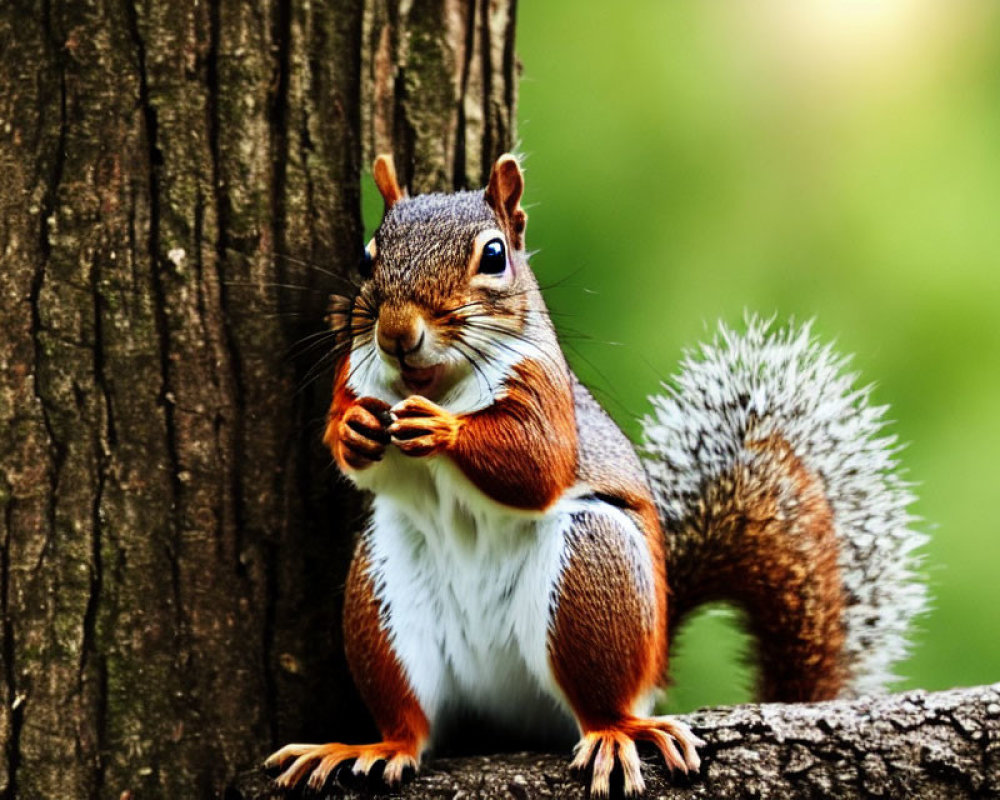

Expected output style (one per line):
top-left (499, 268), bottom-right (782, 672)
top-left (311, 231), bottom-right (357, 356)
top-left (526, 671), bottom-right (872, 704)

top-left (641, 317), bottom-right (927, 701)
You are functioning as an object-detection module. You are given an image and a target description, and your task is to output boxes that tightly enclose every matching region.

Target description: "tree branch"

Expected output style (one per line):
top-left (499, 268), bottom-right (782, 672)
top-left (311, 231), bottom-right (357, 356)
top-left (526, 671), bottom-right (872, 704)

top-left (229, 683), bottom-right (1000, 799)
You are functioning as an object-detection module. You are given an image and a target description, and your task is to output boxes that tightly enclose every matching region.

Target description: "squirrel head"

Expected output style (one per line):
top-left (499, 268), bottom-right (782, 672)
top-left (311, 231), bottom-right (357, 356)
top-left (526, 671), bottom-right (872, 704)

top-left (337, 154), bottom-right (545, 406)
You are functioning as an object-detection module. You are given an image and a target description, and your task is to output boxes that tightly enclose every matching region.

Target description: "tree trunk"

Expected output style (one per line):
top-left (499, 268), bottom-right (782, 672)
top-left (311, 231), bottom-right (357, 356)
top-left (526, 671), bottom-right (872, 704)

top-left (231, 684), bottom-right (1000, 800)
top-left (0, 1), bottom-right (517, 797)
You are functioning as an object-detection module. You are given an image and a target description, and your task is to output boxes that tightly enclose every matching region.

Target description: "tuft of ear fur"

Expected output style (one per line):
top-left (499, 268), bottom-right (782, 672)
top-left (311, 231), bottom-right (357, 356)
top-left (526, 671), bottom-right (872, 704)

top-left (485, 154), bottom-right (527, 249)
top-left (373, 154), bottom-right (404, 210)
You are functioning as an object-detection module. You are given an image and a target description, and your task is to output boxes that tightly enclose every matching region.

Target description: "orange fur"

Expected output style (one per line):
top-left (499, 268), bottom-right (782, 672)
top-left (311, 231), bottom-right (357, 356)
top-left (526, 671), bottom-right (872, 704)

top-left (666, 432), bottom-right (845, 701)
top-left (342, 544), bottom-right (430, 747)
top-left (269, 741), bottom-right (419, 790)
top-left (547, 503), bottom-right (703, 797)
top-left (373, 154), bottom-right (404, 209)
top-left (266, 540), bottom-right (429, 790)
top-left (376, 301), bottom-right (423, 354)
top-left (572, 452), bottom-right (670, 681)
top-left (323, 356), bottom-right (391, 472)
top-left (323, 356), bottom-right (353, 469)
top-left (449, 358), bottom-right (577, 510)
top-left (548, 510), bottom-right (659, 731)
top-left (386, 358), bottom-right (577, 510)
top-left (302, 154), bottom-right (700, 796)
top-left (389, 395), bottom-right (461, 457)
top-left (634, 498), bottom-right (668, 681)
top-left (485, 154), bottom-right (528, 249)
top-left (570, 716), bottom-right (702, 797)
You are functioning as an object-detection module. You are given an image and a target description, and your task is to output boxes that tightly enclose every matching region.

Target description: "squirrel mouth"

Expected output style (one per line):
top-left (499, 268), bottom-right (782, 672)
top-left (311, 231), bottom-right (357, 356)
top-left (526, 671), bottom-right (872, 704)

top-left (400, 363), bottom-right (443, 395)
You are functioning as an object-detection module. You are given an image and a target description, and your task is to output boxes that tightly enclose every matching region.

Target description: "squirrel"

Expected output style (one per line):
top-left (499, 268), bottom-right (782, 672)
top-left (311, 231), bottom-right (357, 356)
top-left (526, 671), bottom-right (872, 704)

top-left (265, 154), bottom-right (927, 796)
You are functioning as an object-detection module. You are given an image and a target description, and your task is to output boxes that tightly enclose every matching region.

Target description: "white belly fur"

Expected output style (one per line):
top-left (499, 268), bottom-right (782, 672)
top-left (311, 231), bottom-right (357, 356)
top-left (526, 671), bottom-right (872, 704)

top-left (359, 448), bottom-right (585, 745)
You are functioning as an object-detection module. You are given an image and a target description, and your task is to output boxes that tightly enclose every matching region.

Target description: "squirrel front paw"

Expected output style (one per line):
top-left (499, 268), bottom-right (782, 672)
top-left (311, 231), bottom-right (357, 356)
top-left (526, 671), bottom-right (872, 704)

top-left (389, 396), bottom-right (460, 457)
top-left (338, 396), bottom-right (392, 470)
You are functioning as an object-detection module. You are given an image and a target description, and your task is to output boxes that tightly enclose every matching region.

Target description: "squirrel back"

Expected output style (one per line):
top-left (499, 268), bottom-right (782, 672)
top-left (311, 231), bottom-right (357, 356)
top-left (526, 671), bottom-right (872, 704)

top-left (641, 318), bottom-right (927, 700)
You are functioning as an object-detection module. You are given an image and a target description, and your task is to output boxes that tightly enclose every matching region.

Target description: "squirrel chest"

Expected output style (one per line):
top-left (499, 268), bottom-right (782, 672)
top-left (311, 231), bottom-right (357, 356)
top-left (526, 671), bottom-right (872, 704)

top-left (355, 440), bottom-right (581, 741)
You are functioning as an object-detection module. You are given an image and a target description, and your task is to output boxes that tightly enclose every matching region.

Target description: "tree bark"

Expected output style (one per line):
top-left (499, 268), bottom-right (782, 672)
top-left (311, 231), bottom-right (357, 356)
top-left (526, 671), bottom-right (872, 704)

top-left (0, 1), bottom-right (516, 798)
top-left (230, 684), bottom-right (1000, 800)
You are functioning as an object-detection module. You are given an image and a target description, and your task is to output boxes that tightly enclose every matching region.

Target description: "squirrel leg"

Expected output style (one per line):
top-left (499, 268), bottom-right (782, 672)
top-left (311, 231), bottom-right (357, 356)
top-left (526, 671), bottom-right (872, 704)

top-left (265, 534), bottom-right (430, 791)
top-left (548, 505), bottom-right (702, 797)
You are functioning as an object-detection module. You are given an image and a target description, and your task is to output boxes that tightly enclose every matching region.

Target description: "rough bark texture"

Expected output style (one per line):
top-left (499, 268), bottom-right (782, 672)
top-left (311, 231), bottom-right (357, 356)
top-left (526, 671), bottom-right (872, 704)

top-left (0, 1), bottom-right (516, 798)
top-left (230, 684), bottom-right (1000, 800)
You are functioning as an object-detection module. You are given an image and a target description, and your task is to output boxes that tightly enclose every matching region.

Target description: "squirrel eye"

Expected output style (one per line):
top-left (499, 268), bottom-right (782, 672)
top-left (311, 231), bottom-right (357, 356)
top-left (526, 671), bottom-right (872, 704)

top-left (360, 245), bottom-right (373, 279)
top-left (478, 238), bottom-right (506, 275)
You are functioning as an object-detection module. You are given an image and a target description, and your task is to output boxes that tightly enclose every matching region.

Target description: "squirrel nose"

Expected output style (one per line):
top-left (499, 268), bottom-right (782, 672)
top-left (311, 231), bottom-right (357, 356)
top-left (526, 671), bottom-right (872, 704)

top-left (377, 304), bottom-right (426, 359)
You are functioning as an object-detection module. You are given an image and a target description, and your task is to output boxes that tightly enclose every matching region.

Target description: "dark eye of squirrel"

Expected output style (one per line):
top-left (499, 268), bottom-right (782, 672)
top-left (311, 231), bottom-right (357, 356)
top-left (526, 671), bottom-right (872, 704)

top-left (478, 238), bottom-right (506, 275)
top-left (360, 246), bottom-right (373, 279)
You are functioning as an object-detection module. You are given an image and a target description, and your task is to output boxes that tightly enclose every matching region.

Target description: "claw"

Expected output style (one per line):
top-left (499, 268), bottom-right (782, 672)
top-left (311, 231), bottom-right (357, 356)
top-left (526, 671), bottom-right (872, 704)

top-left (388, 395), bottom-right (460, 457)
top-left (383, 753), bottom-right (417, 786)
top-left (618, 738), bottom-right (644, 796)
top-left (263, 742), bottom-right (313, 770)
top-left (306, 756), bottom-right (339, 792)
top-left (352, 750), bottom-right (382, 776)
top-left (570, 734), bottom-right (600, 772)
top-left (276, 751), bottom-right (323, 789)
top-left (591, 736), bottom-right (617, 797)
top-left (648, 716), bottom-right (703, 772)
top-left (571, 716), bottom-right (703, 797)
top-left (265, 740), bottom-right (421, 791)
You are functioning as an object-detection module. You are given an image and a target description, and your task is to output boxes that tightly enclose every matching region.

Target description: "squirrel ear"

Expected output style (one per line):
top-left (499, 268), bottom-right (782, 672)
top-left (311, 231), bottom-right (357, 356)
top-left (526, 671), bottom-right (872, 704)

top-left (373, 154), bottom-right (404, 210)
top-left (485, 154), bottom-right (527, 249)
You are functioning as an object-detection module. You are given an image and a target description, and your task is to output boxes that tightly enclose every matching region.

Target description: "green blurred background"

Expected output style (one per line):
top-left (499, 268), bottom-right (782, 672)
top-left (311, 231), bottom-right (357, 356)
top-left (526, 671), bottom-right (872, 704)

top-left (513, 0), bottom-right (1000, 712)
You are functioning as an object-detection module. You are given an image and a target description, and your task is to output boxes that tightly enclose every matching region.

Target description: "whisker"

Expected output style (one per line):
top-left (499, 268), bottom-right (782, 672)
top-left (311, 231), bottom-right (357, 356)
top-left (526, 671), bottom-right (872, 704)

top-left (461, 320), bottom-right (545, 352)
top-left (437, 299), bottom-right (488, 317)
top-left (299, 336), bottom-right (354, 371)
top-left (437, 295), bottom-right (576, 330)
top-left (347, 307), bottom-right (377, 322)
top-left (286, 329), bottom-right (340, 355)
top-left (285, 327), bottom-right (372, 362)
top-left (460, 327), bottom-right (529, 365)
top-left (535, 265), bottom-right (587, 292)
top-left (342, 345), bottom-right (378, 391)
top-left (462, 322), bottom-right (566, 375)
top-left (350, 294), bottom-right (378, 320)
top-left (223, 279), bottom-right (330, 294)
top-left (259, 310), bottom-right (321, 321)
top-left (459, 322), bottom-right (558, 378)
top-left (451, 339), bottom-right (495, 408)
top-left (523, 306), bottom-right (576, 321)
top-left (295, 339), bottom-right (366, 397)
top-left (256, 248), bottom-right (362, 287)
top-left (559, 341), bottom-right (638, 421)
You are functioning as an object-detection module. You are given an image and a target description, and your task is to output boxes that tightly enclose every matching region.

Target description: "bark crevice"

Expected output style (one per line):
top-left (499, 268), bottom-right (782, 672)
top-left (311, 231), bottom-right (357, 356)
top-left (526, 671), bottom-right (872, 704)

top-left (206, 0), bottom-right (251, 576)
top-left (0, 2), bottom-right (515, 795)
top-left (269, 0), bottom-right (293, 289)
top-left (0, 496), bottom-right (23, 800)
top-left (122, 0), bottom-right (183, 535)
top-left (478, 0), bottom-right (494, 177)
top-left (79, 249), bottom-right (112, 799)
top-left (452, 0), bottom-right (477, 189)
top-left (29, 0), bottom-right (68, 585)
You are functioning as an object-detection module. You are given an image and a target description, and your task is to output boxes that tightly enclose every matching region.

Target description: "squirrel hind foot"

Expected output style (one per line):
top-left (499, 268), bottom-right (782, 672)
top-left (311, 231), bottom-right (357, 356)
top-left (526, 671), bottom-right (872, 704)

top-left (265, 740), bottom-right (419, 791)
top-left (570, 717), bottom-right (704, 797)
